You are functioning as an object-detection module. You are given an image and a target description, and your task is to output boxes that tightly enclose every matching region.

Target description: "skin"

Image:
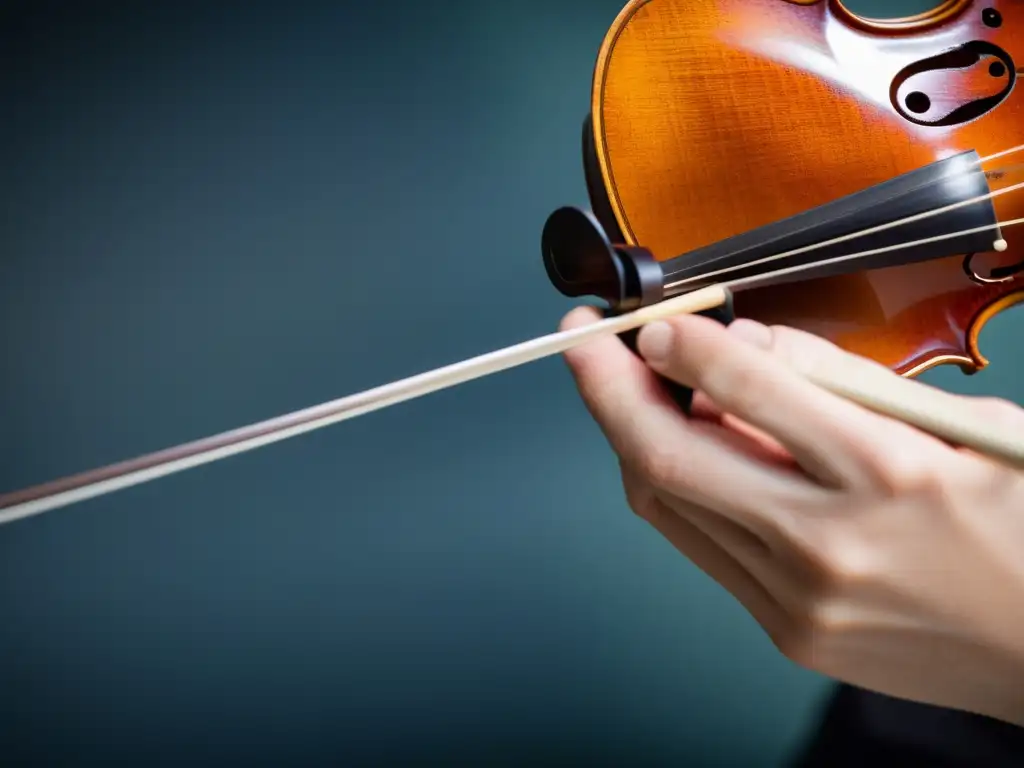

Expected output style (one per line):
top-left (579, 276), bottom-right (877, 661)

top-left (559, 306), bottom-right (1024, 727)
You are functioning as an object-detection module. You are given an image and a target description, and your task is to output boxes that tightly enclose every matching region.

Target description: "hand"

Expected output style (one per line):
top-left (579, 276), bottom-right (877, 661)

top-left (560, 307), bottom-right (1024, 727)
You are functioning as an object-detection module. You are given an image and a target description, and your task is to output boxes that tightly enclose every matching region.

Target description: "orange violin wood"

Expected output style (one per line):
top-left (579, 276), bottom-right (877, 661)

top-left (590, 0), bottom-right (1024, 375)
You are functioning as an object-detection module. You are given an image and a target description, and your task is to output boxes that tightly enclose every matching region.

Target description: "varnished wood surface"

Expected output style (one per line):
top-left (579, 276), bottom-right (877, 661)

top-left (592, 0), bottom-right (1023, 375)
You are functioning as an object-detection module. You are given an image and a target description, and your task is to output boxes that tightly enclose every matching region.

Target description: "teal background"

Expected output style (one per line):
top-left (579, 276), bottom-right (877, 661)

top-left (0, 1), bottom-right (1019, 764)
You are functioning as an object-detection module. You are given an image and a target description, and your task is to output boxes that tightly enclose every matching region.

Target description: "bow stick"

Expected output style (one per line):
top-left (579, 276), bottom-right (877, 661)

top-left (3, 150), bottom-right (1024, 526)
top-left (2, 274), bottom-right (1023, 528)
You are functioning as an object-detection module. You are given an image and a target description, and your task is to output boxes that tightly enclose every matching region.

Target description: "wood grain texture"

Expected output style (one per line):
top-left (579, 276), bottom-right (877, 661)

top-left (591, 0), bottom-right (1023, 376)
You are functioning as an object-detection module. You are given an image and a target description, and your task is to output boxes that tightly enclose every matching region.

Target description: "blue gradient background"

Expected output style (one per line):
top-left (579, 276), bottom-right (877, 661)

top-left (1, 1), bottom-right (1020, 764)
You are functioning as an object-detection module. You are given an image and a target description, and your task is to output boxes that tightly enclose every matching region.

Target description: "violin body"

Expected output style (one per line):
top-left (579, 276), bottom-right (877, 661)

top-left (584, 0), bottom-right (1023, 375)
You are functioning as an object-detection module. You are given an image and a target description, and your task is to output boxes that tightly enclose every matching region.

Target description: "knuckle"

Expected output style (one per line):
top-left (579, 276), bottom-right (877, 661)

top-left (751, 493), bottom-right (808, 544)
top-left (628, 496), bottom-right (659, 524)
top-left (771, 617), bottom-right (823, 669)
top-left (620, 466), bottom-right (659, 523)
top-left (767, 325), bottom-right (843, 376)
top-left (821, 536), bottom-right (874, 588)
top-left (954, 455), bottom-right (1008, 498)
top-left (805, 599), bottom-right (847, 635)
top-left (870, 451), bottom-right (942, 498)
top-left (637, 443), bottom-right (685, 489)
top-left (706, 362), bottom-right (764, 415)
top-left (750, 507), bottom-right (790, 544)
top-left (797, 524), bottom-right (875, 592)
top-left (767, 324), bottom-right (819, 359)
top-left (772, 599), bottom-right (847, 670)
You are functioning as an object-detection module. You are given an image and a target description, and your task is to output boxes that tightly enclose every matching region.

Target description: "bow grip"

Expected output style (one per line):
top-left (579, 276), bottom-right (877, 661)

top-left (606, 297), bottom-right (735, 415)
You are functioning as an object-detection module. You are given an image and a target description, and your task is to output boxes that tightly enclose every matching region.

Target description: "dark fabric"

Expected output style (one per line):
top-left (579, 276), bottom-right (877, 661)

top-left (793, 684), bottom-right (1024, 767)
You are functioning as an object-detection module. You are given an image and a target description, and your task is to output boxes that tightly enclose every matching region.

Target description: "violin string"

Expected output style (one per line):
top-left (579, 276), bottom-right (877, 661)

top-left (720, 215), bottom-right (1023, 293)
top-left (979, 143), bottom-right (1024, 164)
top-left (664, 145), bottom-right (1024, 289)
top-left (664, 177), bottom-right (1023, 292)
top-left (1, 212), bottom-right (1022, 527)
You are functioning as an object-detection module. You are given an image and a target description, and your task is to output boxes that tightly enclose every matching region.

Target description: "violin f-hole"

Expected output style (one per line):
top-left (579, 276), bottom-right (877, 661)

top-left (963, 252), bottom-right (1024, 284)
top-left (890, 41), bottom-right (1017, 128)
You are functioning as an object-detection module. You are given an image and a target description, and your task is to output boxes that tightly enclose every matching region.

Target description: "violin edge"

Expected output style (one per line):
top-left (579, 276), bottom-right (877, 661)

top-left (831, 0), bottom-right (973, 34)
top-left (917, 288), bottom-right (1024, 377)
top-left (589, 0), bottom-right (647, 248)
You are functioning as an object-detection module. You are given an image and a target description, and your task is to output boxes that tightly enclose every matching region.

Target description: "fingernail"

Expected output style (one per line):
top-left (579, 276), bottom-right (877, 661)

top-left (729, 319), bottom-right (772, 348)
top-left (560, 308), bottom-right (601, 336)
top-left (638, 321), bottom-right (674, 365)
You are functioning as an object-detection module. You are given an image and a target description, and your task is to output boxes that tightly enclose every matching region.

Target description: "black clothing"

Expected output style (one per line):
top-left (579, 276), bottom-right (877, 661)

top-left (794, 684), bottom-right (1024, 767)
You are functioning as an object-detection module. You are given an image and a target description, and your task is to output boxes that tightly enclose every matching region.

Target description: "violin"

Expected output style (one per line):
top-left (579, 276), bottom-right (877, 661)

top-left (2, 0), bottom-right (1023, 525)
top-left (546, 0), bottom-right (1023, 373)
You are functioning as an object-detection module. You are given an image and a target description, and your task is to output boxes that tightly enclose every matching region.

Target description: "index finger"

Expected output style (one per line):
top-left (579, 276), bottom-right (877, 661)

top-left (635, 315), bottom-right (935, 488)
top-left (558, 306), bottom-right (829, 528)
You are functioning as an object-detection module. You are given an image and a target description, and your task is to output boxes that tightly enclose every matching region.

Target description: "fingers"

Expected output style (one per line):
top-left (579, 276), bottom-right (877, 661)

top-left (559, 306), bottom-right (674, 429)
top-left (560, 307), bottom-right (827, 533)
top-left (626, 466), bottom-right (829, 654)
top-left (727, 321), bottom-right (986, 486)
top-left (636, 315), bottom-right (947, 490)
top-left (661, 494), bottom-right (808, 622)
top-left (964, 396), bottom-right (1024, 429)
top-left (664, 490), bottom-right (845, 628)
top-left (621, 465), bottom-right (789, 640)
